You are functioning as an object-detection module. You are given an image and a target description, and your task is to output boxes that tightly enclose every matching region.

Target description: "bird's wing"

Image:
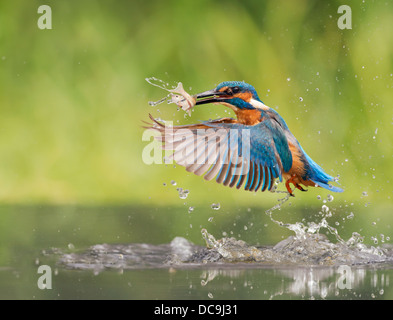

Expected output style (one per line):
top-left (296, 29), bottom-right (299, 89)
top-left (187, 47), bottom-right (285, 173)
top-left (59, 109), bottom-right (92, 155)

top-left (145, 114), bottom-right (292, 193)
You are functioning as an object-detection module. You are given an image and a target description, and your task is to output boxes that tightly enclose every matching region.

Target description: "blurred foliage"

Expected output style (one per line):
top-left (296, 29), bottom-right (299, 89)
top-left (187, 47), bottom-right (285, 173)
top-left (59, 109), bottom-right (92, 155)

top-left (0, 0), bottom-right (392, 209)
top-left (1, 1), bottom-right (393, 299)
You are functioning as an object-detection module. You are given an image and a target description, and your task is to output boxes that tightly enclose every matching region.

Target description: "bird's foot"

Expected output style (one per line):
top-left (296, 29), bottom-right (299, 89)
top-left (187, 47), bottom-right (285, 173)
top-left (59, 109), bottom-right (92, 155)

top-left (295, 184), bottom-right (307, 192)
top-left (285, 178), bottom-right (295, 197)
top-left (285, 175), bottom-right (307, 196)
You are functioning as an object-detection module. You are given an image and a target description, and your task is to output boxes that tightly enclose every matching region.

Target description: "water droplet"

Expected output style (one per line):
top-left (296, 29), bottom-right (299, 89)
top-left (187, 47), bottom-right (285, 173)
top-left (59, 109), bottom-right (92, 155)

top-left (170, 180), bottom-right (177, 186)
top-left (362, 191), bottom-right (368, 197)
top-left (211, 203), bottom-right (220, 210)
top-left (321, 205), bottom-right (329, 213)
top-left (208, 217), bottom-right (214, 222)
top-left (299, 97), bottom-right (303, 102)
top-left (68, 243), bottom-right (75, 250)
top-left (327, 194), bottom-right (334, 202)
top-left (208, 292), bottom-right (214, 299)
top-left (317, 195), bottom-right (321, 200)
top-left (148, 95), bottom-right (169, 107)
top-left (188, 206), bottom-right (194, 213)
top-left (347, 212), bottom-right (354, 219)
top-left (177, 187), bottom-right (189, 199)
top-left (286, 77), bottom-right (291, 82)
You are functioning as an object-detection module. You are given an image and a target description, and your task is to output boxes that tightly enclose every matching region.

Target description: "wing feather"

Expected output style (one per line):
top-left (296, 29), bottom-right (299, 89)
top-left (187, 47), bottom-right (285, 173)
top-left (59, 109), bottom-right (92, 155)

top-left (146, 115), bottom-right (292, 193)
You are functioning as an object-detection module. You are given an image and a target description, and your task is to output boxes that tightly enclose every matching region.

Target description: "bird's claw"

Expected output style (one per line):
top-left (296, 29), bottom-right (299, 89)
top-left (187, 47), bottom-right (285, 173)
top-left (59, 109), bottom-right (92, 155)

top-left (297, 184), bottom-right (307, 192)
top-left (286, 176), bottom-right (307, 197)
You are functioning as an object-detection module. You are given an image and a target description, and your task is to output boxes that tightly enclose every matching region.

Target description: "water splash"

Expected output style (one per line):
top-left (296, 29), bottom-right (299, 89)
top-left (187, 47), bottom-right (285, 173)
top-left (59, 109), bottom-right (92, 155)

top-left (145, 77), bottom-right (173, 92)
top-left (195, 192), bottom-right (390, 265)
top-left (56, 192), bottom-right (392, 269)
top-left (57, 225), bottom-right (393, 272)
top-left (146, 77), bottom-right (172, 106)
top-left (197, 226), bottom-right (389, 266)
top-left (263, 191), bottom-right (349, 244)
top-left (146, 77), bottom-right (195, 115)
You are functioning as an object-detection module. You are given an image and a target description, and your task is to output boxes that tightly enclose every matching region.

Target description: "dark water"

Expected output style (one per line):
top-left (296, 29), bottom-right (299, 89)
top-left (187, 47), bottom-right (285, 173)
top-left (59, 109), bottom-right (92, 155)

top-left (0, 204), bottom-right (392, 300)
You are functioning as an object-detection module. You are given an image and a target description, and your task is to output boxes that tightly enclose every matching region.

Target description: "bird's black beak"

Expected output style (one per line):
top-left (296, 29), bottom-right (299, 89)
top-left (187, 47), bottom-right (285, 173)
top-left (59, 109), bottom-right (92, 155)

top-left (195, 89), bottom-right (227, 105)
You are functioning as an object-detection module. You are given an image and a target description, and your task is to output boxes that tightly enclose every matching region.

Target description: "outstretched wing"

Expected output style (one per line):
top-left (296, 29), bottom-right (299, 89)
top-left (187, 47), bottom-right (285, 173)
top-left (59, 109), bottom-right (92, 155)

top-left (145, 114), bottom-right (292, 193)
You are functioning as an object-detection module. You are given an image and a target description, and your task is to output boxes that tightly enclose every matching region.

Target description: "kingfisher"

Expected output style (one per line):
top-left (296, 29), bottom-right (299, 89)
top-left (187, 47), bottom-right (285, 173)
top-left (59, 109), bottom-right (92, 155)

top-left (147, 81), bottom-right (343, 196)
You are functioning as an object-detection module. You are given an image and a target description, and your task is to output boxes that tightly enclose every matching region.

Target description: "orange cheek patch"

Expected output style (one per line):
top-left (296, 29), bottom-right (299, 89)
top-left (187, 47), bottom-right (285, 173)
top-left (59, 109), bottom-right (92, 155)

top-left (234, 92), bottom-right (252, 102)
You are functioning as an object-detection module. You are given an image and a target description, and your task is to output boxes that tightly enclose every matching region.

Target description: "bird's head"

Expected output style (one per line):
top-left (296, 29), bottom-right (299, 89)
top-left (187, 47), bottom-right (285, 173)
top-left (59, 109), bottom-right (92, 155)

top-left (195, 81), bottom-right (269, 112)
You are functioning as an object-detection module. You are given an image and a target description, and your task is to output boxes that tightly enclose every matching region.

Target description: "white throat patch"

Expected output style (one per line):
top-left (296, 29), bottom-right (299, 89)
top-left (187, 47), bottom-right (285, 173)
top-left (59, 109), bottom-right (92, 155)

top-left (249, 98), bottom-right (270, 111)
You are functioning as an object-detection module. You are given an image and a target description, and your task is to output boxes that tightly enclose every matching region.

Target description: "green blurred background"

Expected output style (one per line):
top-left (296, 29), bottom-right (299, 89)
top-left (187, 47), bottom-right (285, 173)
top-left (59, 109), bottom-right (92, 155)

top-left (1, 0), bottom-right (393, 300)
top-left (0, 0), bottom-right (392, 226)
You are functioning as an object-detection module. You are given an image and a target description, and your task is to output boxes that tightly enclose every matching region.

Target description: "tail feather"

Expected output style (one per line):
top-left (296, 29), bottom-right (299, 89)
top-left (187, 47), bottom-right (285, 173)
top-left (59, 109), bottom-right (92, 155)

top-left (299, 144), bottom-right (344, 193)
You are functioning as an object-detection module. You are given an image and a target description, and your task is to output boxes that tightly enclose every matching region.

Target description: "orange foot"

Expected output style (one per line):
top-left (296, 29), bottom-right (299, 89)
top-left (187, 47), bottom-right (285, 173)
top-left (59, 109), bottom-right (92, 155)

top-left (285, 175), bottom-right (308, 197)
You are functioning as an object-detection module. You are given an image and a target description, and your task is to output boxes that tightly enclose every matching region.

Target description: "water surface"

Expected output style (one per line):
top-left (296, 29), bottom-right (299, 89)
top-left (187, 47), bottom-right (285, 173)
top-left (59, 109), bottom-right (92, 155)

top-left (0, 204), bottom-right (392, 300)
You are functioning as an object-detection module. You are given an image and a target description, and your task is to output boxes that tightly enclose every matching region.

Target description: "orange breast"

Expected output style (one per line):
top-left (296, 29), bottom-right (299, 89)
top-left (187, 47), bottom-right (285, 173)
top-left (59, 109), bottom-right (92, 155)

top-left (288, 143), bottom-right (304, 175)
top-left (235, 109), bottom-right (262, 125)
top-left (283, 143), bottom-right (315, 187)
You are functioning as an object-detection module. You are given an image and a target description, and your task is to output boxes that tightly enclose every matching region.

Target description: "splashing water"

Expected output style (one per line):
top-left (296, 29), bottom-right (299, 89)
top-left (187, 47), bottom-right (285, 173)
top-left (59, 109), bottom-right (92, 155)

top-left (146, 77), bottom-right (196, 115)
top-left (188, 191), bottom-right (389, 265)
top-left (261, 190), bottom-right (348, 244)
top-left (146, 77), bottom-right (172, 106)
top-left (57, 190), bottom-right (392, 270)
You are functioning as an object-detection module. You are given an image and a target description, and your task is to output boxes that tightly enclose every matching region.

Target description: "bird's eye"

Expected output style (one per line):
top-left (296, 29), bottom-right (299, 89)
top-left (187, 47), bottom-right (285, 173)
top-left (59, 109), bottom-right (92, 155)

top-left (232, 87), bottom-right (240, 94)
top-left (226, 87), bottom-right (233, 95)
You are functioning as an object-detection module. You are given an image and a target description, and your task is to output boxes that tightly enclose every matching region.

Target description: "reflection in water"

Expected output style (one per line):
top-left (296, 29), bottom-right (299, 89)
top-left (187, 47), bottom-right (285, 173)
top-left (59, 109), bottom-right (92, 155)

top-left (197, 266), bottom-right (389, 299)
